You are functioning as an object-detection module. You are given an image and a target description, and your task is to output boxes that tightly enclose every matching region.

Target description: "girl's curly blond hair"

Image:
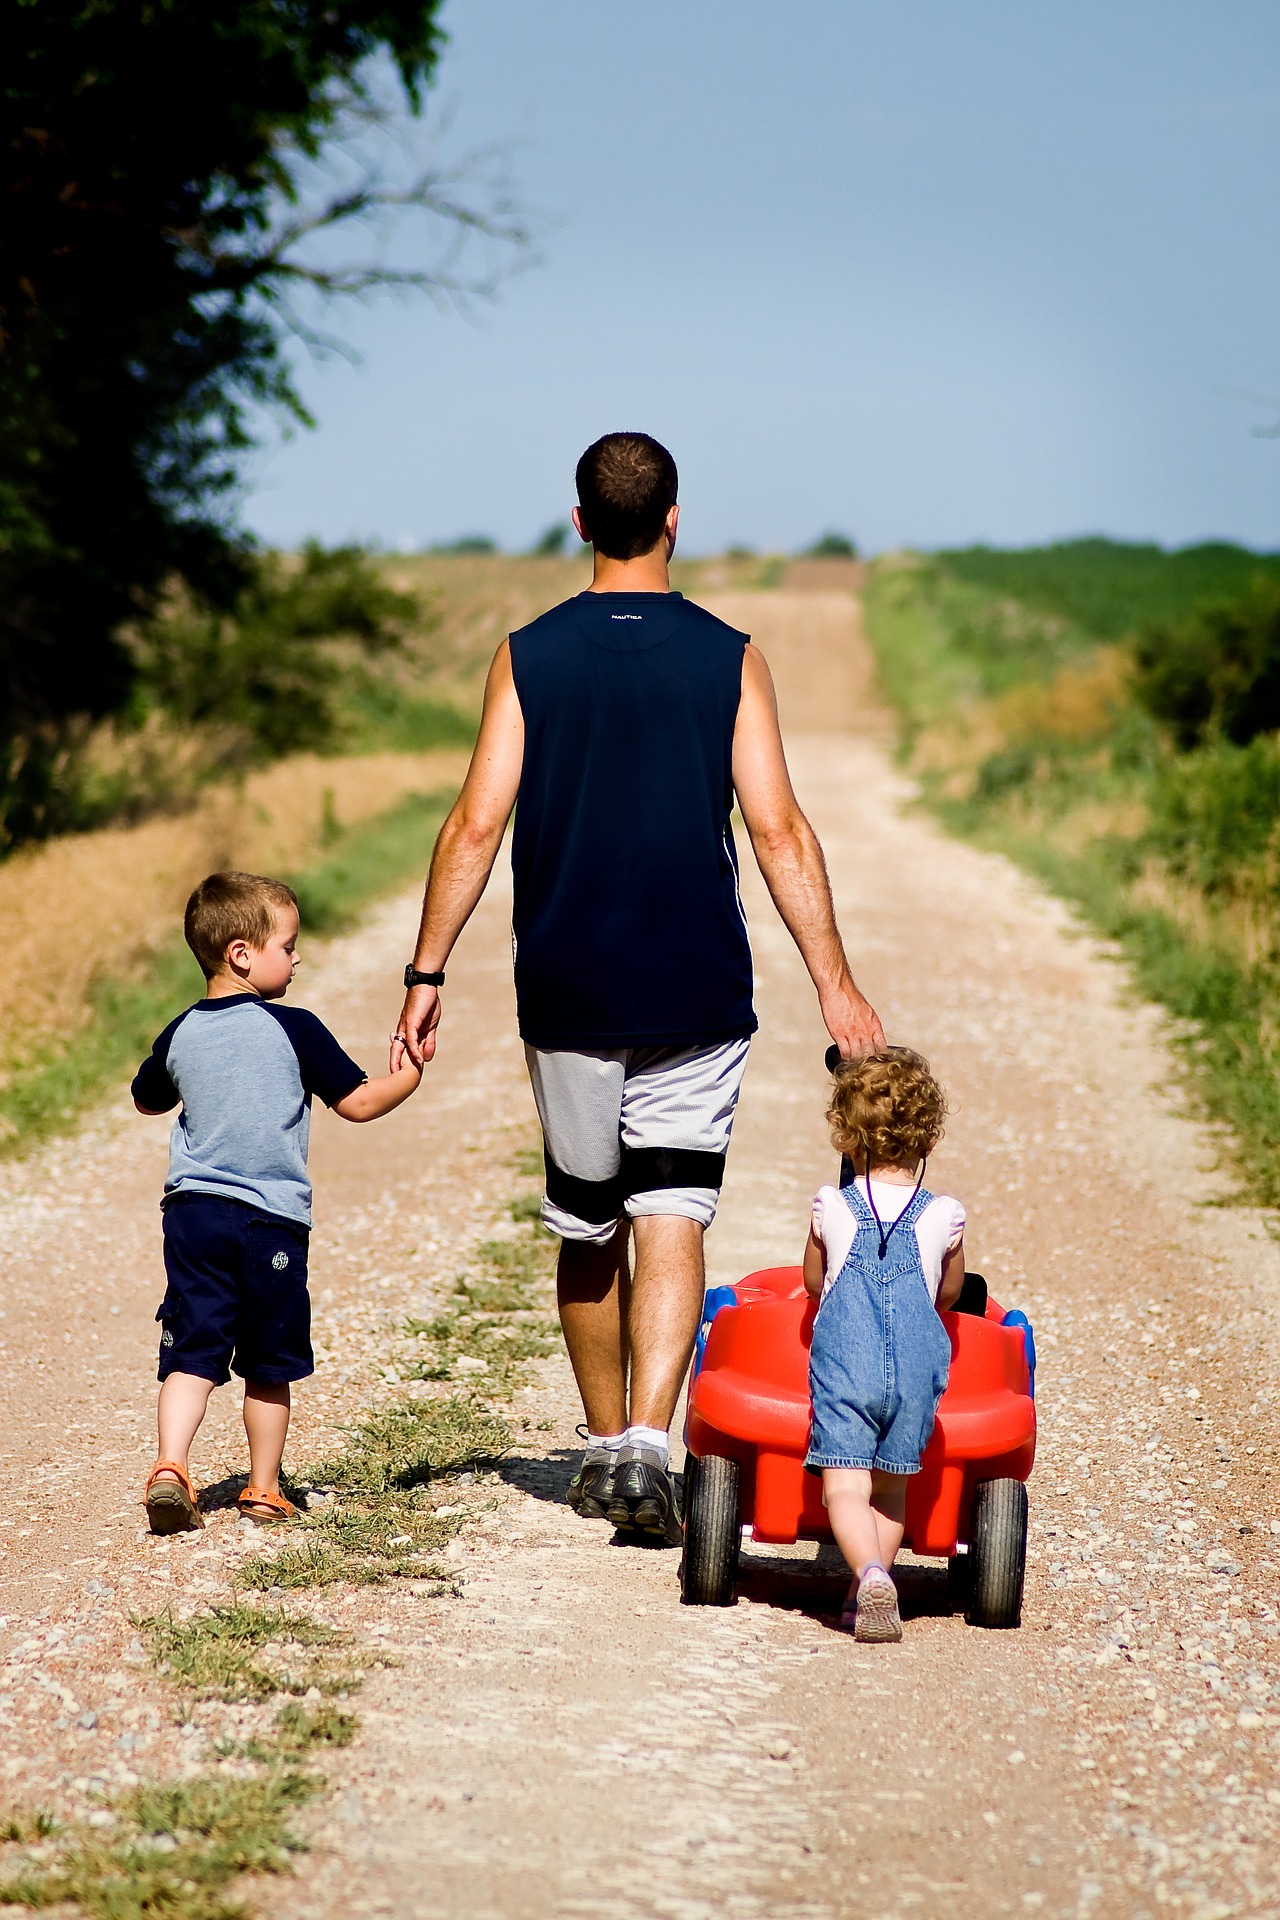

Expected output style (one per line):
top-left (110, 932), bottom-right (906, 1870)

top-left (827, 1046), bottom-right (948, 1171)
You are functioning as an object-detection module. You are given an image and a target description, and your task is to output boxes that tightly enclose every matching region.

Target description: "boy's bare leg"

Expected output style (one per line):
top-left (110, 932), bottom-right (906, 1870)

top-left (626, 1215), bottom-right (705, 1431)
top-left (557, 1224), bottom-right (631, 1436)
top-left (155, 1371), bottom-right (216, 1479)
top-left (242, 1381), bottom-right (291, 1502)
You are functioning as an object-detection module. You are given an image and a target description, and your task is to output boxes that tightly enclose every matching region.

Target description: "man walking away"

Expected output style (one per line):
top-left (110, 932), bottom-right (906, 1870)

top-left (399, 433), bottom-right (883, 1544)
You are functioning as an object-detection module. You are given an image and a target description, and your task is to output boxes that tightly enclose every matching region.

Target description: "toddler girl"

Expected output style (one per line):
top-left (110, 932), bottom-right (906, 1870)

top-left (803, 1046), bottom-right (966, 1643)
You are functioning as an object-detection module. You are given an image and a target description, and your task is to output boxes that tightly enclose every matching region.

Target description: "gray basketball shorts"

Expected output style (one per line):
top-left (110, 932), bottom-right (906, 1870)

top-left (524, 1039), bottom-right (751, 1244)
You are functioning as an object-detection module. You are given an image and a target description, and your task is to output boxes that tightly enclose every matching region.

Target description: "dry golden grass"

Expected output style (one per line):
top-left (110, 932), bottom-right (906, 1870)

top-left (0, 747), bottom-right (468, 1059)
top-left (992, 647), bottom-right (1130, 744)
top-left (1130, 859), bottom-right (1280, 973)
top-left (382, 554), bottom-right (592, 713)
top-left (906, 649), bottom-right (1131, 802)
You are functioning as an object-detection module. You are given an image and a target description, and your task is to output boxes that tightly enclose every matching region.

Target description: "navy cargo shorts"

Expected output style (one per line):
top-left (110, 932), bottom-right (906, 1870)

top-left (158, 1193), bottom-right (313, 1386)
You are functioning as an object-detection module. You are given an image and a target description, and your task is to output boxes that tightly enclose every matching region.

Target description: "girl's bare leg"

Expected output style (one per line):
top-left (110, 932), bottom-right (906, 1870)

top-left (824, 1467), bottom-right (910, 1595)
top-left (823, 1468), bottom-right (882, 1580)
top-left (869, 1469), bottom-right (908, 1567)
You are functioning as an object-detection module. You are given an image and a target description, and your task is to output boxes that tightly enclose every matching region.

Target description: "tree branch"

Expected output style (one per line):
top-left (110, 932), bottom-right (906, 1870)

top-left (196, 109), bottom-right (538, 321)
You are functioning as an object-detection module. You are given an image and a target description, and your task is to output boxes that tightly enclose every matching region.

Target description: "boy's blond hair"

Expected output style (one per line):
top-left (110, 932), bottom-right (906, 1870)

top-left (827, 1046), bottom-right (948, 1171)
top-left (184, 871), bottom-right (299, 978)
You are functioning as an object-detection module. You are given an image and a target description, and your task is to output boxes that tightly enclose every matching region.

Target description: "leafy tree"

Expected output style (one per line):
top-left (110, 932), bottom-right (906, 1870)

top-left (434, 534), bottom-right (498, 555)
top-left (135, 543), bottom-right (421, 761)
top-left (1133, 582), bottom-right (1280, 749)
top-left (805, 531), bottom-right (858, 559)
top-left (1, 2), bottom-right (525, 803)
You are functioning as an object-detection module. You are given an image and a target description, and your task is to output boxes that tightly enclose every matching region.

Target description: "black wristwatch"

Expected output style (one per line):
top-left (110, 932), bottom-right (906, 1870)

top-left (404, 964), bottom-right (445, 989)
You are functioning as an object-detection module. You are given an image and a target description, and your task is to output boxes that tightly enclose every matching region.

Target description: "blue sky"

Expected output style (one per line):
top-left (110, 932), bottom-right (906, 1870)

top-left (243, 1), bottom-right (1280, 556)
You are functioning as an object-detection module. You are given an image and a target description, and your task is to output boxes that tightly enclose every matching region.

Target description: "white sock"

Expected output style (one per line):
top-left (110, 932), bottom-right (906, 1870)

top-left (587, 1432), bottom-right (624, 1452)
top-left (624, 1424), bottom-right (670, 1465)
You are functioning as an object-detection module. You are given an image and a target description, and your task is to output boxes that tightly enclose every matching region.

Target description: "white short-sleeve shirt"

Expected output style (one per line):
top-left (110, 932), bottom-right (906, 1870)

top-left (813, 1181), bottom-right (966, 1304)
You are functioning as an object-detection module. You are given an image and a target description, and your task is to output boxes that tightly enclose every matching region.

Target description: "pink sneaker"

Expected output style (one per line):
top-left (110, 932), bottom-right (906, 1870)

top-left (853, 1566), bottom-right (902, 1643)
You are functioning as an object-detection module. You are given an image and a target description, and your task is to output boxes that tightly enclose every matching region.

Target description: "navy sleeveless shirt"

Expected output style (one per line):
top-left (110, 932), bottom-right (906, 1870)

top-left (509, 591), bottom-right (757, 1050)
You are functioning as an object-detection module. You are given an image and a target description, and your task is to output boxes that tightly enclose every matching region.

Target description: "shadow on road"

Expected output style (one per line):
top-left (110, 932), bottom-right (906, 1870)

top-left (737, 1548), bottom-right (962, 1630)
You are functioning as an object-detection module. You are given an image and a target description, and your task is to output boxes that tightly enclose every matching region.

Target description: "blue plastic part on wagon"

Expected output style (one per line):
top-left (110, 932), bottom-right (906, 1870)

top-left (1000, 1309), bottom-right (1036, 1399)
top-left (692, 1285), bottom-right (739, 1382)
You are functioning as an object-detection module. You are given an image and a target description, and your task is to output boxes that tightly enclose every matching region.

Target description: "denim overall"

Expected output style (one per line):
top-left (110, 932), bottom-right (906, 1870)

top-left (805, 1179), bottom-right (951, 1474)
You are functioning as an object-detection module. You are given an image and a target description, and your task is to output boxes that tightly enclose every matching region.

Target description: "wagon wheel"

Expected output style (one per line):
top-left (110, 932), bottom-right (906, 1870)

top-left (678, 1452), bottom-right (697, 1521)
top-left (965, 1478), bottom-right (1028, 1629)
top-left (680, 1454), bottom-right (741, 1606)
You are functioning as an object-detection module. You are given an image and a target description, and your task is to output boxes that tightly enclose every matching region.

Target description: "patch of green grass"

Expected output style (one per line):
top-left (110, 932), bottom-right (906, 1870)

top-left (287, 787), bottom-right (452, 934)
top-left (336, 685), bottom-right (476, 755)
top-left (0, 1771), bottom-right (316, 1920)
top-left (140, 1603), bottom-right (344, 1703)
top-left (240, 1392), bottom-right (509, 1593)
top-left (861, 561), bottom-right (1096, 741)
top-left (405, 1227), bottom-right (559, 1393)
top-left (219, 1702), bottom-right (358, 1762)
top-left (317, 1392), bottom-right (512, 1494)
top-left (240, 1492), bottom-right (461, 1593)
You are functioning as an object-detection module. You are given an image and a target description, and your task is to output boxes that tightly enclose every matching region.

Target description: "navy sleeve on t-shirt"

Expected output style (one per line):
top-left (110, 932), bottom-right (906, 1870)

top-left (131, 1008), bottom-right (191, 1112)
top-left (262, 1004), bottom-right (367, 1107)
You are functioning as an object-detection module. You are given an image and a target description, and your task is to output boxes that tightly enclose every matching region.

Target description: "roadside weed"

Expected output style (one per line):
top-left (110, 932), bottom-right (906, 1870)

top-left (0, 1771), bottom-right (316, 1919)
top-left (140, 1603), bottom-right (343, 1703)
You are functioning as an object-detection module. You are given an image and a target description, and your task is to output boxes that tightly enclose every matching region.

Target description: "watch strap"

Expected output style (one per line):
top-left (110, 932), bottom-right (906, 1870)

top-left (404, 964), bottom-right (445, 989)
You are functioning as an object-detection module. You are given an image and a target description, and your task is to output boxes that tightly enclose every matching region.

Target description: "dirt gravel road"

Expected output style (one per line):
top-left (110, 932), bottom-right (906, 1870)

top-left (3, 589), bottom-right (1280, 1919)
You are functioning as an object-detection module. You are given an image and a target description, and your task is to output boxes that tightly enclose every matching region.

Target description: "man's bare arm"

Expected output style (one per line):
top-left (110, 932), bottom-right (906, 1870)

top-left (396, 641), bottom-right (524, 1065)
top-left (732, 643), bottom-right (885, 1057)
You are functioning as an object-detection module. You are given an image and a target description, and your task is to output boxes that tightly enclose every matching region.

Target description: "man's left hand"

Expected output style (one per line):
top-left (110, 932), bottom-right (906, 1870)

top-left (821, 982), bottom-right (886, 1060)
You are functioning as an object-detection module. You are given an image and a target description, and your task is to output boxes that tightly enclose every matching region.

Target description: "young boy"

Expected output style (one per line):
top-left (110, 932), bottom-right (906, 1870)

top-left (132, 870), bottom-right (422, 1533)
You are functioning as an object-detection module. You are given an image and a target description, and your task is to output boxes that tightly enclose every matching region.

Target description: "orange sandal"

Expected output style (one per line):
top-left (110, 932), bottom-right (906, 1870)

top-left (145, 1460), bottom-right (204, 1535)
top-left (237, 1486), bottom-right (297, 1526)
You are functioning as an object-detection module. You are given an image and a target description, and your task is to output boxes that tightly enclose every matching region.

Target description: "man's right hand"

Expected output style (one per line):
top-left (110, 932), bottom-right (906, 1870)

top-left (396, 985), bottom-right (442, 1068)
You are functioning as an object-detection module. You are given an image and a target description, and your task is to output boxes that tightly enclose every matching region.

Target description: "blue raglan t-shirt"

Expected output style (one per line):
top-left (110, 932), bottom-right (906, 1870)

top-left (131, 995), bottom-right (366, 1227)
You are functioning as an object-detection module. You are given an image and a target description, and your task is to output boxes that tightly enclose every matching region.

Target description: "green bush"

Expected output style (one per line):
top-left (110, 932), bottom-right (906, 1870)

top-left (1133, 582), bottom-right (1280, 749)
top-left (1147, 734), bottom-right (1280, 899)
top-left (135, 543), bottom-right (422, 760)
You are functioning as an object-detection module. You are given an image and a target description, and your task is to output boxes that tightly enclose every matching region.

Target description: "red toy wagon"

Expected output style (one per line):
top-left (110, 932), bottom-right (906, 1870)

top-left (681, 1265), bottom-right (1036, 1626)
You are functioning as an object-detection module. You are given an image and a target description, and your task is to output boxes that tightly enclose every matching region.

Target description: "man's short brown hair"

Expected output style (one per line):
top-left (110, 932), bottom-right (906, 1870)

top-left (184, 871), bottom-right (299, 977)
top-left (827, 1047), bottom-right (949, 1172)
top-left (575, 432), bottom-right (678, 561)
